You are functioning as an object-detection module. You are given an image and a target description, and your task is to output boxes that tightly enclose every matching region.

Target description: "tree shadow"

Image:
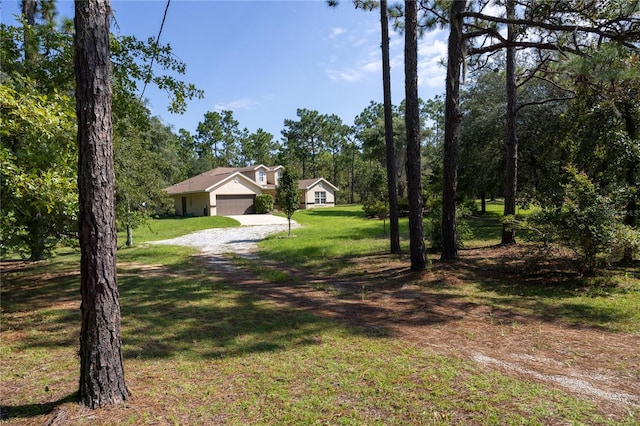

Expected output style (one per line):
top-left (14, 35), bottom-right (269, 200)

top-left (0, 393), bottom-right (77, 420)
top-left (434, 245), bottom-right (640, 329)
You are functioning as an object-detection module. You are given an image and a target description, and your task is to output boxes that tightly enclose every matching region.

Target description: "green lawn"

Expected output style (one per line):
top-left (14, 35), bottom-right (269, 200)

top-left (1, 206), bottom-right (638, 424)
top-left (117, 215), bottom-right (239, 245)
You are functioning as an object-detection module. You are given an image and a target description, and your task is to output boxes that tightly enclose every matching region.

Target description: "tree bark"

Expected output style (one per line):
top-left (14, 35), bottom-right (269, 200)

top-left (441, 0), bottom-right (465, 260)
top-left (381, 0), bottom-right (401, 254)
top-left (21, 0), bottom-right (37, 65)
top-left (75, 0), bottom-right (129, 408)
top-left (404, 0), bottom-right (426, 271)
top-left (126, 224), bottom-right (133, 247)
top-left (502, 0), bottom-right (518, 245)
top-left (623, 102), bottom-right (638, 262)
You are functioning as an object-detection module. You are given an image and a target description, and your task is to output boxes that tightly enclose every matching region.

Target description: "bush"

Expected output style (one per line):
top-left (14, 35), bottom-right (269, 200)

top-left (254, 194), bottom-right (274, 214)
top-left (427, 201), bottom-right (473, 250)
top-left (525, 166), bottom-right (639, 274)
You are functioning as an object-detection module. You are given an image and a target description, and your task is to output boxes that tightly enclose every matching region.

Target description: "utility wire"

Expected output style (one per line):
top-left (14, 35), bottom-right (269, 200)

top-left (140, 0), bottom-right (171, 102)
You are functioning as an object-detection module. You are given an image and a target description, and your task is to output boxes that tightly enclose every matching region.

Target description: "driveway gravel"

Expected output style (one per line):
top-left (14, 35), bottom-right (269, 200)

top-left (152, 215), bottom-right (299, 254)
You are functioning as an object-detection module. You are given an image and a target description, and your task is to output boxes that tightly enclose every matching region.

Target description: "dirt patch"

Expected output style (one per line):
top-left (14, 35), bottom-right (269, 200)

top-left (193, 245), bottom-right (640, 420)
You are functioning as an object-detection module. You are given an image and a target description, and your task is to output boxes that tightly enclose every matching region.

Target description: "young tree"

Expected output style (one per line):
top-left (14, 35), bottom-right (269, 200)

top-left (405, 0), bottom-right (427, 271)
top-left (361, 164), bottom-right (390, 235)
top-left (74, 0), bottom-right (128, 408)
top-left (276, 168), bottom-right (300, 236)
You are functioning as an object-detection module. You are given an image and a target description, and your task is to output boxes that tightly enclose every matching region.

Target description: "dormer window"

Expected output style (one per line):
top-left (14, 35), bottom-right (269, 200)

top-left (258, 170), bottom-right (265, 182)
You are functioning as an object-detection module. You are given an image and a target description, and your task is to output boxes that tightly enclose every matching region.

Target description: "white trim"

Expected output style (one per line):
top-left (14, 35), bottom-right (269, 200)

top-left (204, 171), bottom-right (263, 193)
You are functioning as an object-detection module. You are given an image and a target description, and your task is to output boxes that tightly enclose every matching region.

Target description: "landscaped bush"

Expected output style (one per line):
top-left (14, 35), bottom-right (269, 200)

top-left (254, 194), bottom-right (274, 214)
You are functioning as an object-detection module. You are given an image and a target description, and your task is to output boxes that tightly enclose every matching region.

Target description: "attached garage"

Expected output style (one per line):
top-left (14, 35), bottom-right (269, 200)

top-left (216, 194), bottom-right (256, 215)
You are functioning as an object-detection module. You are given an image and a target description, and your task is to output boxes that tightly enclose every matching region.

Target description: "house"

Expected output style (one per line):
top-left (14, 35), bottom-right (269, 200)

top-left (164, 165), bottom-right (338, 216)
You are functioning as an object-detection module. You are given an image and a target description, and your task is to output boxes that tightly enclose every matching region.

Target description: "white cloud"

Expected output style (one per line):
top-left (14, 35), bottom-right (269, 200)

top-left (329, 27), bottom-right (346, 38)
top-left (213, 98), bottom-right (260, 111)
top-left (417, 30), bottom-right (448, 89)
top-left (326, 68), bottom-right (363, 82)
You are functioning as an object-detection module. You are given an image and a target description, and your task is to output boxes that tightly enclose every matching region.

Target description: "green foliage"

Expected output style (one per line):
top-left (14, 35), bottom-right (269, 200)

top-left (275, 169), bottom-right (300, 235)
top-left (427, 201), bottom-right (474, 250)
top-left (1, 4), bottom-right (203, 259)
top-left (254, 194), bottom-right (274, 214)
top-left (0, 76), bottom-right (77, 260)
top-left (360, 165), bottom-right (389, 228)
top-left (527, 166), bottom-right (639, 273)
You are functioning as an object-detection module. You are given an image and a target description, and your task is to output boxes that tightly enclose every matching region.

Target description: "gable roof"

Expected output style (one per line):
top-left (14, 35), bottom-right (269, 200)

top-left (298, 178), bottom-right (339, 192)
top-left (165, 168), bottom-right (263, 195)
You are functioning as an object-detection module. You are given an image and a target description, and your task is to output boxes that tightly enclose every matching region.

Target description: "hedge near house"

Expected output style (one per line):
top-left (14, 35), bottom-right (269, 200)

top-left (254, 194), bottom-right (274, 214)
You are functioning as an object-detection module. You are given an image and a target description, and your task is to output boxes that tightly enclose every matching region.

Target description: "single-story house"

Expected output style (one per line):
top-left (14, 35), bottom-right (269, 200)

top-left (164, 165), bottom-right (338, 216)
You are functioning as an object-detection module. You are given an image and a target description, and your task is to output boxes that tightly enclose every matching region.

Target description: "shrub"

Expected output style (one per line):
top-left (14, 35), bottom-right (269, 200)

top-left (526, 166), bottom-right (639, 274)
top-left (427, 201), bottom-right (473, 250)
top-left (254, 194), bottom-right (274, 214)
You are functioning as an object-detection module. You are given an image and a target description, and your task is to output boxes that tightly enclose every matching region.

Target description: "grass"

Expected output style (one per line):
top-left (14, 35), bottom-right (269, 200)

top-left (117, 215), bottom-right (239, 245)
top-left (2, 252), bottom-right (626, 425)
top-left (2, 205), bottom-right (639, 424)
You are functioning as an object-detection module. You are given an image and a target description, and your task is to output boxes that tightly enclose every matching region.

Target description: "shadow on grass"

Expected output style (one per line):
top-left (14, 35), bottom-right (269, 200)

top-left (0, 393), bottom-right (77, 421)
top-left (1, 256), bottom-right (340, 362)
top-left (434, 245), bottom-right (639, 330)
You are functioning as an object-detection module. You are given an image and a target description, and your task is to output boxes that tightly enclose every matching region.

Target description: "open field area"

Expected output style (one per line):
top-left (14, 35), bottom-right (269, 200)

top-left (2, 205), bottom-right (639, 425)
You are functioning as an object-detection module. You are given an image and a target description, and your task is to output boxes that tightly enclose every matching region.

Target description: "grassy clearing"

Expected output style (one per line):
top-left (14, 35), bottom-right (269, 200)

top-left (1, 252), bottom-right (625, 425)
top-left (261, 206), bottom-right (640, 334)
top-left (2, 205), bottom-right (638, 424)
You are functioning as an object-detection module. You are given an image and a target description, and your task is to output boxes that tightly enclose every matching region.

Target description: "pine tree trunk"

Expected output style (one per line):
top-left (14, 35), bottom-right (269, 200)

top-left (22, 0), bottom-right (37, 65)
top-left (75, 0), bottom-right (129, 409)
top-left (441, 0), bottom-right (465, 260)
top-left (623, 103), bottom-right (638, 262)
top-left (126, 224), bottom-right (133, 247)
top-left (502, 0), bottom-right (518, 245)
top-left (381, 0), bottom-right (401, 254)
top-left (404, 0), bottom-right (426, 271)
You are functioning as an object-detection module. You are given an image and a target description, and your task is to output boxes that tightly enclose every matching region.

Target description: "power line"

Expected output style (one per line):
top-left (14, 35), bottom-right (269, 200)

top-left (140, 0), bottom-right (171, 102)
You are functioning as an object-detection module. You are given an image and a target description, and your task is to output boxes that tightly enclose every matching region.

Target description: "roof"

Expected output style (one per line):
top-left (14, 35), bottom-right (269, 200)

top-left (298, 178), bottom-right (339, 192)
top-left (165, 166), bottom-right (338, 196)
top-left (165, 167), bottom-right (265, 195)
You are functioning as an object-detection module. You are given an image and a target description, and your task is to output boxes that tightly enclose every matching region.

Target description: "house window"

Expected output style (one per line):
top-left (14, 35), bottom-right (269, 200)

top-left (258, 171), bottom-right (265, 182)
top-left (315, 191), bottom-right (326, 205)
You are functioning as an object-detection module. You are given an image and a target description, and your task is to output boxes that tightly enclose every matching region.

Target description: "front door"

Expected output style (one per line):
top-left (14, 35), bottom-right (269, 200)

top-left (181, 197), bottom-right (187, 216)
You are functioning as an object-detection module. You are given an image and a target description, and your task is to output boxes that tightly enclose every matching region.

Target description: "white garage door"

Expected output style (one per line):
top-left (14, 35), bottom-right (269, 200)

top-left (217, 195), bottom-right (256, 215)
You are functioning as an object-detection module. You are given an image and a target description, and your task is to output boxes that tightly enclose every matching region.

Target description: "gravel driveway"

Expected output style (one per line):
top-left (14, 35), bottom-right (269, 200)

top-left (152, 215), bottom-right (299, 254)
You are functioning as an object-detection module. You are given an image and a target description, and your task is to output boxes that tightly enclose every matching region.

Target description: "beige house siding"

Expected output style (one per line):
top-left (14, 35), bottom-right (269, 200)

top-left (300, 181), bottom-right (336, 209)
top-left (172, 192), bottom-right (213, 217)
top-left (211, 179), bottom-right (262, 216)
top-left (240, 165), bottom-right (269, 185)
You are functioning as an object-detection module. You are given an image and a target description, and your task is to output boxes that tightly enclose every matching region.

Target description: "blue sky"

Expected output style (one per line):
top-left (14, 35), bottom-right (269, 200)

top-left (2, 0), bottom-right (448, 139)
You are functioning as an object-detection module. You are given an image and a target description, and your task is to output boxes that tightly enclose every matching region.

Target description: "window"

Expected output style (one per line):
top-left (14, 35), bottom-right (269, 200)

top-left (315, 191), bottom-right (326, 205)
top-left (258, 171), bottom-right (265, 182)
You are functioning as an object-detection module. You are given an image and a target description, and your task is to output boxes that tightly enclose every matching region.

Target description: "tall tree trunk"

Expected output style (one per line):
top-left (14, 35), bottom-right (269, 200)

top-left (381, 0), bottom-right (401, 254)
top-left (126, 224), bottom-right (133, 247)
top-left (623, 103), bottom-right (638, 262)
top-left (404, 0), bottom-right (426, 271)
top-left (21, 0), bottom-right (38, 65)
top-left (502, 0), bottom-right (518, 245)
top-left (75, 0), bottom-right (129, 408)
top-left (350, 148), bottom-right (355, 204)
top-left (441, 0), bottom-right (465, 260)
